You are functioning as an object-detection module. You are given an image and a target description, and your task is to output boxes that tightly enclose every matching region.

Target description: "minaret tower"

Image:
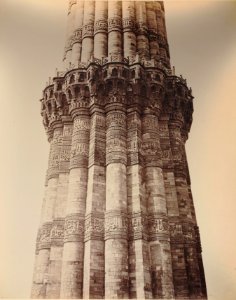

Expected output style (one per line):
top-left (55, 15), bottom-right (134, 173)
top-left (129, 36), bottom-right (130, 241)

top-left (31, 1), bottom-right (207, 299)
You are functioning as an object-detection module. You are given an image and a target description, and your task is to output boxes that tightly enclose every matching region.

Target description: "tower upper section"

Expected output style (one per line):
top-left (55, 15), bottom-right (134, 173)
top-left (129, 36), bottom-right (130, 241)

top-left (64, 1), bottom-right (170, 68)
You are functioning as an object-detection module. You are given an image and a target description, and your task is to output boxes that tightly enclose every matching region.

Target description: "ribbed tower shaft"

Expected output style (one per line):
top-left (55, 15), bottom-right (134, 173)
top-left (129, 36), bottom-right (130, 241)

top-left (31, 1), bottom-right (207, 299)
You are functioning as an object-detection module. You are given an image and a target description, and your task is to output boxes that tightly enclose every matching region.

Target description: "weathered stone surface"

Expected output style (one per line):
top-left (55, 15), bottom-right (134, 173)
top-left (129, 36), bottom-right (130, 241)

top-left (32, 1), bottom-right (207, 299)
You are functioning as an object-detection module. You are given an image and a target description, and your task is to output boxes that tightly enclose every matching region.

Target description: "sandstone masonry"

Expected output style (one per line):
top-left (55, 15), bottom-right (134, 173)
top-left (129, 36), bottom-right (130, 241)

top-left (31, 1), bottom-right (207, 299)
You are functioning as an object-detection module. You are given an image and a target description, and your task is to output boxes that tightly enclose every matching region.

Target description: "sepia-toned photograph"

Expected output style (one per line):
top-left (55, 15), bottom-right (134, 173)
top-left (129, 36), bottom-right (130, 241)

top-left (0, 1), bottom-right (236, 299)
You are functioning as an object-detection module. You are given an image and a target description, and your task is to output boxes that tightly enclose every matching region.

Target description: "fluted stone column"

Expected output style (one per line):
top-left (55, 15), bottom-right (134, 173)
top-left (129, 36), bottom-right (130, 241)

top-left (108, 1), bottom-right (123, 58)
top-left (105, 104), bottom-right (129, 298)
top-left (33, 2), bottom-right (207, 299)
top-left (146, 2), bottom-right (159, 59)
top-left (46, 118), bottom-right (72, 298)
top-left (81, 1), bottom-right (95, 62)
top-left (169, 112), bottom-right (202, 298)
top-left (31, 123), bottom-right (63, 298)
top-left (159, 115), bottom-right (179, 217)
top-left (64, 0), bottom-right (77, 67)
top-left (122, 1), bottom-right (136, 59)
top-left (159, 115), bottom-right (189, 299)
top-left (155, 2), bottom-right (170, 67)
top-left (94, 1), bottom-right (108, 59)
top-left (60, 108), bottom-right (90, 298)
top-left (83, 106), bottom-right (106, 298)
top-left (181, 130), bottom-right (207, 298)
top-left (127, 107), bottom-right (152, 299)
top-left (142, 109), bottom-right (174, 299)
top-left (135, 1), bottom-right (150, 59)
top-left (71, 0), bottom-right (84, 65)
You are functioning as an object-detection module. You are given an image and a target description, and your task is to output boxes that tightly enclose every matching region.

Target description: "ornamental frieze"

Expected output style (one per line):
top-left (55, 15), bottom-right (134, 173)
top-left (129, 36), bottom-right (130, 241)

top-left (71, 28), bottom-right (82, 45)
top-left (182, 223), bottom-right (195, 243)
top-left (162, 149), bottom-right (172, 160)
top-left (142, 117), bottom-right (159, 131)
top-left (82, 24), bottom-right (94, 38)
top-left (108, 17), bottom-right (122, 32)
top-left (172, 151), bottom-right (183, 161)
top-left (51, 222), bottom-right (64, 239)
top-left (169, 223), bottom-right (183, 242)
top-left (94, 19), bottom-right (108, 33)
top-left (127, 140), bottom-right (140, 153)
top-left (136, 21), bottom-right (148, 35)
top-left (106, 112), bottom-right (126, 128)
top-left (73, 118), bottom-right (90, 132)
top-left (69, 99), bottom-right (89, 111)
top-left (90, 114), bottom-right (106, 128)
top-left (37, 223), bottom-right (52, 249)
top-left (122, 18), bottom-right (135, 31)
top-left (128, 213), bottom-right (148, 240)
top-left (170, 111), bottom-right (184, 123)
top-left (140, 141), bottom-right (160, 156)
top-left (84, 214), bottom-right (104, 241)
top-left (105, 212), bottom-right (128, 239)
top-left (148, 217), bottom-right (169, 235)
top-left (64, 215), bottom-right (84, 242)
top-left (70, 142), bottom-right (89, 158)
top-left (40, 65), bottom-right (194, 138)
top-left (106, 138), bottom-right (126, 153)
top-left (63, 126), bottom-right (73, 137)
top-left (49, 151), bottom-right (60, 168)
top-left (38, 223), bottom-right (52, 243)
top-left (107, 93), bottom-right (126, 104)
top-left (127, 114), bottom-right (141, 130)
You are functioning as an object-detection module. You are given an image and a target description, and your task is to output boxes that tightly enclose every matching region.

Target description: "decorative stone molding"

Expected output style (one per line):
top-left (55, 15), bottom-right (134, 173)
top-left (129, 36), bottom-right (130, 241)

top-left (128, 212), bottom-right (148, 240)
top-left (84, 213), bottom-right (104, 241)
top-left (37, 222), bottom-right (52, 250)
top-left (122, 18), bottom-right (136, 32)
top-left (71, 28), bottom-right (82, 45)
top-left (94, 19), bottom-right (108, 34)
top-left (148, 216), bottom-right (169, 239)
top-left (51, 219), bottom-right (64, 246)
top-left (82, 24), bottom-right (94, 39)
top-left (108, 17), bottom-right (122, 32)
top-left (105, 211), bottom-right (128, 240)
top-left (64, 214), bottom-right (85, 242)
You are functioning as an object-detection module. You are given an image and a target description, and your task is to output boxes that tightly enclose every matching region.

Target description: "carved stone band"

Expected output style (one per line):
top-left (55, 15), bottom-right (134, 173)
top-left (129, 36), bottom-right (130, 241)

top-left (51, 219), bottom-right (65, 246)
top-left (108, 17), bottom-right (122, 32)
top-left (84, 214), bottom-right (104, 241)
top-left (105, 211), bottom-right (128, 240)
top-left (64, 214), bottom-right (85, 242)
top-left (37, 222), bottom-right (52, 250)
top-left (82, 24), bottom-right (94, 39)
top-left (94, 19), bottom-right (108, 34)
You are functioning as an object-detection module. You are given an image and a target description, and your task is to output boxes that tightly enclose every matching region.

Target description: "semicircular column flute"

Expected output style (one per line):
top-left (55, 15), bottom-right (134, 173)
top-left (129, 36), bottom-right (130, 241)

top-left (83, 101), bottom-right (106, 298)
top-left (81, 1), bottom-right (95, 62)
top-left (64, 0), bottom-right (77, 68)
top-left (71, 0), bottom-right (84, 65)
top-left (31, 122), bottom-right (63, 298)
top-left (60, 106), bottom-right (90, 298)
top-left (169, 111), bottom-right (202, 298)
top-left (146, 2), bottom-right (159, 60)
top-left (155, 2), bottom-right (170, 68)
top-left (141, 95), bottom-right (174, 299)
top-left (135, 1), bottom-right (150, 60)
top-left (94, 1), bottom-right (108, 59)
top-left (108, 1), bottom-right (123, 59)
top-left (105, 103), bottom-right (129, 299)
top-left (122, 1), bottom-right (136, 60)
top-left (126, 105), bottom-right (153, 299)
top-left (46, 118), bottom-right (73, 298)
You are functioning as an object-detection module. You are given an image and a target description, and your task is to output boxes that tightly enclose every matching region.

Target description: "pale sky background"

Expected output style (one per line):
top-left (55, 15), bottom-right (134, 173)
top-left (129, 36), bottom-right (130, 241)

top-left (0, 0), bottom-right (236, 299)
